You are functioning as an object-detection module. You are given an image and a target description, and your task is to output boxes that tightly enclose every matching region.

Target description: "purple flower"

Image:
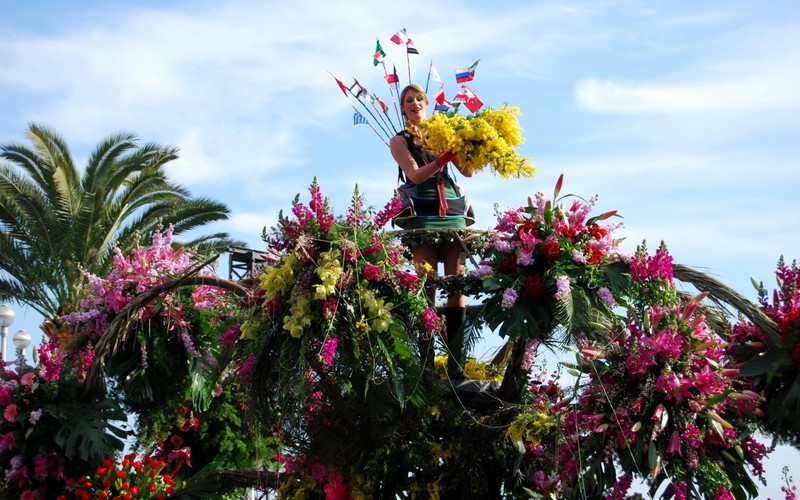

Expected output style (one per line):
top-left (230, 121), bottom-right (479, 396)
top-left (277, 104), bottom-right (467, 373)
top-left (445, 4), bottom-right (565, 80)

top-left (555, 276), bottom-right (571, 300)
top-left (501, 288), bottom-right (518, 309)
top-left (597, 287), bottom-right (615, 308)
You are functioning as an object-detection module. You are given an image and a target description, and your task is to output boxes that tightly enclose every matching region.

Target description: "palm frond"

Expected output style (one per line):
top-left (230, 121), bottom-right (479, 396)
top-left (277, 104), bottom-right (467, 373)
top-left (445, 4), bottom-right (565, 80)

top-left (673, 264), bottom-right (781, 348)
top-left (87, 257), bottom-right (249, 388)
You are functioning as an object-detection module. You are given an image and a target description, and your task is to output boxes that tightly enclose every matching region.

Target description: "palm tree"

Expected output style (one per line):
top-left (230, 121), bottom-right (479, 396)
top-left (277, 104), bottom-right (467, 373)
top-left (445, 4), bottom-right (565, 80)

top-left (0, 123), bottom-right (240, 328)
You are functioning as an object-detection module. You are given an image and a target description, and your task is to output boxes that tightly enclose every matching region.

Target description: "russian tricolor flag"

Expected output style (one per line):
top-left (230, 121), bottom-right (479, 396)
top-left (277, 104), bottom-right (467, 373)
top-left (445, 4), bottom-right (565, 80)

top-left (455, 60), bottom-right (480, 83)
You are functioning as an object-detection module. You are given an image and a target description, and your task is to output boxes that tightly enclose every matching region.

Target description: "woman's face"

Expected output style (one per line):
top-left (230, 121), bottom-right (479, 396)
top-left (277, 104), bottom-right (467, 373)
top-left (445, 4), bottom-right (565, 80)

top-left (402, 89), bottom-right (428, 125)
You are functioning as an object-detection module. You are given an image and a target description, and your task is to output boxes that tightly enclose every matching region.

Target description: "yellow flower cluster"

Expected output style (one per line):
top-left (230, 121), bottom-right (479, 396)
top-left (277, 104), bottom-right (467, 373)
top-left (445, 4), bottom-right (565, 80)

top-left (433, 355), bottom-right (503, 382)
top-left (506, 409), bottom-right (554, 445)
top-left (359, 285), bottom-right (394, 333)
top-left (283, 290), bottom-right (312, 338)
top-left (313, 249), bottom-right (343, 300)
top-left (413, 105), bottom-right (536, 179)
top-left (260, 254), bottom-right (297, 299)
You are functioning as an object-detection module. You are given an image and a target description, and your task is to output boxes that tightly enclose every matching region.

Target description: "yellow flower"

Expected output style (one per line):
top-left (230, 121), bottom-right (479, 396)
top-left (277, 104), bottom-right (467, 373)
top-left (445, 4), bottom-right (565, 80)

top-left (355, 314), bottom-right (370, 333)
top-left (414, 105), bottom-right (535, 179)
top-left (239, 320), bottom-right (259, 340)
top-left (260, 255), bottom-right (298, 299)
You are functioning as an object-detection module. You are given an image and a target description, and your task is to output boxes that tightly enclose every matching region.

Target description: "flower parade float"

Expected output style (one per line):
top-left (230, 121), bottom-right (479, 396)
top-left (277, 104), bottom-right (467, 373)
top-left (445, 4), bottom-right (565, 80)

top-left (4, 34), bottom-right (800, 500)
top-left (3, 173), bottom-right (798, 498)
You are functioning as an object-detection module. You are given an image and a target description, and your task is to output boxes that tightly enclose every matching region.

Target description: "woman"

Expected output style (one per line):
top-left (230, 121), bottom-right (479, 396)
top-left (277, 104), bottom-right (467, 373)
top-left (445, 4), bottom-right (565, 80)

top-left (390, 83), bottom-right (473, 379)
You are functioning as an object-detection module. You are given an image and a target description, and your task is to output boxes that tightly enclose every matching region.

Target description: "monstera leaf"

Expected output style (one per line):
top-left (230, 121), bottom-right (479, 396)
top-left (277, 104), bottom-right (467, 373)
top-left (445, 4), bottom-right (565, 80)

top-left (55, 397), bottom-right (129, 464)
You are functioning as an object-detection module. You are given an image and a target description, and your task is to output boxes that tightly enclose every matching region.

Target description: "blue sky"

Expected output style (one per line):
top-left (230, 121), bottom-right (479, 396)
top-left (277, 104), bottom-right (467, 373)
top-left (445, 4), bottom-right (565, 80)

top-left (1, 0), bottom-right (799, 494)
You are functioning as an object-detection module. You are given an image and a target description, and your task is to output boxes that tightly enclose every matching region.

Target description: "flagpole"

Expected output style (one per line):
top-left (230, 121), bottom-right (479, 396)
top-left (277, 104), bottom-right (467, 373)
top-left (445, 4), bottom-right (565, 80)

top-left (406, 50), bottom-right (412, 85)
top-left (370, 100), bottom-right (394, 136)
top-left (378, 63), bottom-right (399, 133)
top-left (393, 80), bottom-right (404, 129)
top-left (352, 105), bottom-right (389, 147)
top-left (425, 60), bottom-right (432, 94)
top-left (349, 82), bottom-right (392, 139)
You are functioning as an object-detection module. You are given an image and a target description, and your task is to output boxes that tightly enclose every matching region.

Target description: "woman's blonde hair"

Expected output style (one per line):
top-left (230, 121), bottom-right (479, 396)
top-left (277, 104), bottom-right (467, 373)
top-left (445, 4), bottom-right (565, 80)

top-left (399, 84), bottom-right (429, 117)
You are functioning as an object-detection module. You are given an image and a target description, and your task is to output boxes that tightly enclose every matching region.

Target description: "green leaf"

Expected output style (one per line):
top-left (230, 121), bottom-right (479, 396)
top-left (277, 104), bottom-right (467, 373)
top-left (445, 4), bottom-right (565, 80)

top-left (738, 350), bottom-right (782, 376)
top-left (54, 398), bottom-right (128, 463)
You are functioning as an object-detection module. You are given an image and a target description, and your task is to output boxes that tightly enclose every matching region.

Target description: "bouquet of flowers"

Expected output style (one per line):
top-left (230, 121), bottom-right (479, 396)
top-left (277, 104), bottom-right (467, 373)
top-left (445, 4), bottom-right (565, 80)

top-left (732, 257), bottom-right (800, 445)
top-left (410, 105), bottom-right (536, 178)
top-left (478, 174), bottom-right (624, 343)
top-left (233, 180), bottom-right (440, 497)
top-left (0, 360), bottom-right (128, 499)
top-left (59, 453), bottom-right (180, 499)
top-left (560, 243), bottom-right (767, 499)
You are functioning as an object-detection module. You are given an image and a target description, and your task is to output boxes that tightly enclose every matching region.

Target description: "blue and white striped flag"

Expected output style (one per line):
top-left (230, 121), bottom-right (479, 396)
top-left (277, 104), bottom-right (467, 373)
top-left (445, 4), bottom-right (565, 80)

top-left (353, 112), bottom-right (369, 125)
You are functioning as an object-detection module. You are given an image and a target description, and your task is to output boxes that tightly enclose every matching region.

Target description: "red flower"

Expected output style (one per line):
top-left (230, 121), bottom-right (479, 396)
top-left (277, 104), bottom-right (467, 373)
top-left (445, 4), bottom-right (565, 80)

top-left (540, 241), bottom-right (561, 260)
top-left (500, 254), bottom-right (518, 273)
top-left (523, 275), bottom-right (544, 298)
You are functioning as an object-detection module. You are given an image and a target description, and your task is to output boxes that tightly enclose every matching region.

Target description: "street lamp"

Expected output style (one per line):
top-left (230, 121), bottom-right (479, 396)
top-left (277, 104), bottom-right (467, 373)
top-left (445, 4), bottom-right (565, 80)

top-left (0, 304), bottom-right (16, 363)
top-left (13, 329), bottom-right (31, 360)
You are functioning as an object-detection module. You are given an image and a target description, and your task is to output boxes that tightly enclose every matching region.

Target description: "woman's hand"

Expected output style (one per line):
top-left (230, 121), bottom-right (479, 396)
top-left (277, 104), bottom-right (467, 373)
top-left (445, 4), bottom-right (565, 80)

top-left (435, 151), bottom-right (457, 169)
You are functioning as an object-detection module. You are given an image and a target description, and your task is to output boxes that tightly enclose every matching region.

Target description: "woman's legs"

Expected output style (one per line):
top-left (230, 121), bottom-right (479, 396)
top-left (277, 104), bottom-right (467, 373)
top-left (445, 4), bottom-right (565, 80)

top-left (441, 242), bottom-right (467, 379)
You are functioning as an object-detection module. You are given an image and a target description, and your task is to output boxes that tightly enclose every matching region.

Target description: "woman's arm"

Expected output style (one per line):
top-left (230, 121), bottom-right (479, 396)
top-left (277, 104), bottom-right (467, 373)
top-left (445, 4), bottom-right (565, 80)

top-left (451, 156), bottom-right (473, 178)
top-left (390, 135), bottom-right (452, 184)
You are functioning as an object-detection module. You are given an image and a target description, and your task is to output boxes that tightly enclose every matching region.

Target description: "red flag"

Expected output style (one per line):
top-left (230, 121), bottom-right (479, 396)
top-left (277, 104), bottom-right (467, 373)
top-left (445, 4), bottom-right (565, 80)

top-left (434, 85), bottom-right (447, 105)
top-left (332, 75), bottom-right (348, 96)
top-left (453, 85), bottom-right (483, 113)
top-left (384, 64), bottom-right (399, 84)
top-left (375, 96), bottom-right (389, 113)
top-left (390, 29), bottom-right (408, 45)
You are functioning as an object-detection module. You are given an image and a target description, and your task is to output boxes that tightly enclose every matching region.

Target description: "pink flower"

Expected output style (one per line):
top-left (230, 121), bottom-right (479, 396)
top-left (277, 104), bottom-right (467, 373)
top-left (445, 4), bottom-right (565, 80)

top-left (363, 264), bottom-right (382, 281)
top-left (323, 469), bottom-right (349, 500)
top-left (667, 430), bottom-right (682, 456)
top-left (394, 271), bottom-right (419, 290)
top-left (4, 403), bottom-right (18, 422)
top-left (320, 336), bottom-right (338, 367)
top-left (309, 461), bottom-right (327, 483)
top-left (422, 308), bottom-right (443, 332)
top-left (20, 372), bottom-right (35, 387)
top-left (0, 431), bottom-right (16, 452)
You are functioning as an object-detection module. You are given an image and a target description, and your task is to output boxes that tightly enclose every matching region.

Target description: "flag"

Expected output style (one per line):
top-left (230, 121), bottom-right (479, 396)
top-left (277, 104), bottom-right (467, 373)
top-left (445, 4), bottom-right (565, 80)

top-left (430, 63), bottom-right (441, 82)
top-left (373, 40), bottom-right (386, 66)
top-left (390, 28), bottom-right (418, 54)
top-left (453, 85), bottom-right (483, 113)
top-left (332, 75), bottom-right (348, 96)
top-left (350, 79), bottom-right (369, 100)
top-left (354, 112), bottom-right (369, 125)
top-left (390, 29), bottom-right (408, 45)
top-left (375, 96), bottom-right (389, 113)
top-left (433, 85), bottom-right (451, 112)
top-left (455, 60), bottom-right (480, 83)
top-left (433, 85), bottom-right (447, 105)
top-left (406, 36), bottom-right (419, 55)
top-left (384, 64), bottom-right (399, 84)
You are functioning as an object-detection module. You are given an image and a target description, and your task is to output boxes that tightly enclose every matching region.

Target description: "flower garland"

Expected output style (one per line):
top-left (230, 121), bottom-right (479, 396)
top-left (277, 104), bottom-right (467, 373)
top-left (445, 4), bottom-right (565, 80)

top-left (478, 174), bottom-right (624, 342)
top-left (732, 256), bottom-right (800, 446)
top-left (235, 180), bottom-right (439, 497)
top-left (560, 243), bottom-right (766, 499)
top-left (410, 105), bottom-right (536, 178)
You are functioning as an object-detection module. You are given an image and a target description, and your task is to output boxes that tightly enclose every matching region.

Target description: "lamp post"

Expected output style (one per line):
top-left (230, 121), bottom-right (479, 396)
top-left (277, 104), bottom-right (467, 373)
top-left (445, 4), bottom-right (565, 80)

top-left (0, 304), bottom-right (16, 363)
top-left (13, 329), bottom-right (31, 361)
